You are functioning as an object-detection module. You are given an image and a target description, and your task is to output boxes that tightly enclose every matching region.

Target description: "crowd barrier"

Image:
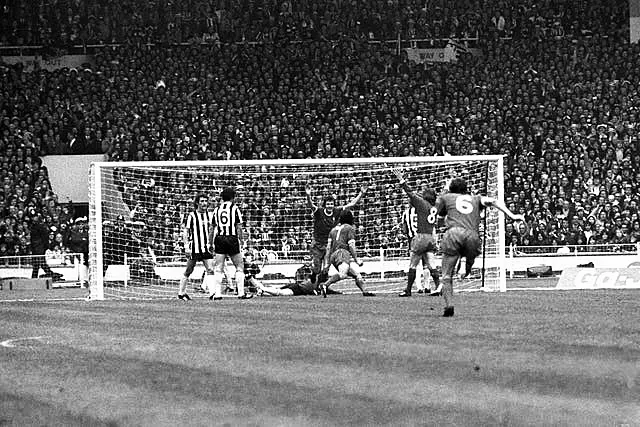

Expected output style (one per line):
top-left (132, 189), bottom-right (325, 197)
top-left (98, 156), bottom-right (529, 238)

top-left (0, 253), bottom-right (86, 286)
top-left (109, 243), bottom-right (640, 285)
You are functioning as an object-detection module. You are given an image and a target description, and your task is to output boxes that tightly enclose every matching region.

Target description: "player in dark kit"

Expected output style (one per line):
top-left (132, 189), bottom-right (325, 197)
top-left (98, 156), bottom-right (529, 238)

top-left (178, 194), bottom-right (215, 300)
top-left (318, 210), bottom-right (375, 297)
top-left (256, 255), bottom-right (320, 297)
top-left (393, 169), bottom-right (441, 297)
top-left (256, 277), bottom-right (318, 297)
top-left (305, 183), bottom-right (368, 288)
top-left (206, 186), bottom-right (253, 300)
top-left (436, 177), bottom-right (525, 317)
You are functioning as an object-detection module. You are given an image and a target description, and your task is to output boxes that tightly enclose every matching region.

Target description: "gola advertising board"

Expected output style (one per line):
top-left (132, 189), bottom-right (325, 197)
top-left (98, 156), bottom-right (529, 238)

top-left (557, 267), bottom-right (640, 290)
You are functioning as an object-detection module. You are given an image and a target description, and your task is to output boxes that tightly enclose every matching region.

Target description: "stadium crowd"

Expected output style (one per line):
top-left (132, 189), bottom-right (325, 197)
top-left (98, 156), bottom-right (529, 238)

top-left (1, 0), bottom-right (639, 261)
top-left (0, 0), bottom-right (627, 46)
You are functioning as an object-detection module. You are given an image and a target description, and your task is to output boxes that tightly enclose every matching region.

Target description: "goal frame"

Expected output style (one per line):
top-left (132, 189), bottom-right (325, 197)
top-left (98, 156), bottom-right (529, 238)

top-left (88, 156), bottom-right (506, 299)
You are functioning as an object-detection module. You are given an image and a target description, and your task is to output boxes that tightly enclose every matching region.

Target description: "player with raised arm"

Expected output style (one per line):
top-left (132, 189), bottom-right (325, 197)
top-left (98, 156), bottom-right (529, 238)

top-left (393, 170), bottom-right (441, 297)
top-left (305, 182), bottom-right (368, 288)
top-left (206, 187), bottom-right (253, 300)
top-left (318, 210), bottom-right (376, 297)
top-left (436, 177), bottom-right (525, 317)
top-left (178, 194), bottom-right (215, 301)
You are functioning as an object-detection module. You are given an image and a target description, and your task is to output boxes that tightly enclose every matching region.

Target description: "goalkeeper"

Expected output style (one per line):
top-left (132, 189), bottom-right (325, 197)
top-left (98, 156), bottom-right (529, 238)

top-left (256, 255), bottom-right (319, 297)
top-left (305, 182), bottom-right (368, 288)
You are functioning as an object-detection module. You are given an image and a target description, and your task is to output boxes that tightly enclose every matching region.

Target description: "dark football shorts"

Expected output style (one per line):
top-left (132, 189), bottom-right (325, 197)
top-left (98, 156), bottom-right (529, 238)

top-left (440, 227), bottom-right (482, 259)
top-left (214, 235), bottom-right (241, 256)
top-left (282, 282), bottom-right (317, 296)
top-left (410, 233), bottom-right (437, 255)
top-left (191, 251), bottom-right (213, 261)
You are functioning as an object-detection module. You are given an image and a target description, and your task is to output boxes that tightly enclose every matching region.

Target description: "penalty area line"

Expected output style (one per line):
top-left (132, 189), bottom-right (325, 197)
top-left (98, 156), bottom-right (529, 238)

top-left (0, 297), bottom-right (87, 303)
top-left (0, 336), bottom-right (49, 348)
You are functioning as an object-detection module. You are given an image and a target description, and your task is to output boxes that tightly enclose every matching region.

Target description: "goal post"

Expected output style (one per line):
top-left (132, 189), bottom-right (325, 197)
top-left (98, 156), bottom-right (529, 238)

top-left (88, 156), bottom-right (506, 300)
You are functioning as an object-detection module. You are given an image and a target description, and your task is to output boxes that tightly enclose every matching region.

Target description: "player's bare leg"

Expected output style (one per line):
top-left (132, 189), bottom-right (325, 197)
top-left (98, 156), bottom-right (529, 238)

top-left (319, 264), bottom-right (348, 298)
top-left (440, 254), bottom-right (459, 317)
top-left (257, 284), bottom-right (294, 296)
top-left (230, 252), bottom-right (252, 299)
top-left (200, 259), bottom-right (214, 293)
top-left (349, 263), bottom-right (375, 296)
top-left (178, 258), bottom-right (196, 301)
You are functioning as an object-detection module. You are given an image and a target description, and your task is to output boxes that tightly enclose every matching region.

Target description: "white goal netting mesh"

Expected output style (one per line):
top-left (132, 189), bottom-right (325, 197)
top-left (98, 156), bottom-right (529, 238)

top-left (89, 157), bottom-right (505, 299)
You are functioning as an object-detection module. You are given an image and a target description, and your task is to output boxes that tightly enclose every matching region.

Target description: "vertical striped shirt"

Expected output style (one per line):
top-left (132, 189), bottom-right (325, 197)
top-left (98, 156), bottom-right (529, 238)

top-left (185, 210), bottom-right (214, 254)
top-left (401, 206), bottom-right (418, 239)
top-left (213, 201), bottom-right (243, 236)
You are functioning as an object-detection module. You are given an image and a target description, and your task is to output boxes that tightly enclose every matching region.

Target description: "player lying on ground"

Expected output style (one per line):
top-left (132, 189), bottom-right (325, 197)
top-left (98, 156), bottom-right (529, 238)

top-left (318, 210), bottom-right (376, 298)
top-left (242, 251), bottom-right (266, 294)
top-left (436, 177), bottom-right (525, 317)
top-left (256, 279), bottom-right (318, 296)
top-left (393, 169), bottom-right (441, 297)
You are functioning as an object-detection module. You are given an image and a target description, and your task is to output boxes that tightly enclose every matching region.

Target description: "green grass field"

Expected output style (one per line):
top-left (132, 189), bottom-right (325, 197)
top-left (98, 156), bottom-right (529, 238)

top-left (0, 285), bottom-right (639, 426)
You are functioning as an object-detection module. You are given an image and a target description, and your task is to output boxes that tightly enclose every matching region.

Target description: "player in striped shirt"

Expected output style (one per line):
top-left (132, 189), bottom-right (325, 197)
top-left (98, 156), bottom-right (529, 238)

top-left (393, 170), bottom-right (441, 298)
top-left (178, 194), bottom-right (214, 301)
top-left (205, 186), bottom-right (252, 300)
top-left (318, 210), bottom-right (376, 297)
top-left (436, 177), bottom-right (525, 317)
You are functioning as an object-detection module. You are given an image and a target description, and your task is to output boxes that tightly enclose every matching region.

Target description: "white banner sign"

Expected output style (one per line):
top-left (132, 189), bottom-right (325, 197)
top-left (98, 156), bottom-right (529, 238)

top-left (1, 55), bottom-right (92, 72)
top-left (405, 42), bottom-right (481, 64)
top-left (405, 47), bottom-right (451, 63)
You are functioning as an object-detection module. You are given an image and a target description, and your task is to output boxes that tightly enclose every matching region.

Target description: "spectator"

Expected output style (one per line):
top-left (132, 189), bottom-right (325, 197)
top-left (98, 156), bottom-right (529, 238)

top-left (65, 216), bottom-right (89, 286)
top-left (0, 0), bottom-right (638, 258)
top-left (29, 213), bottom-right (62, 280)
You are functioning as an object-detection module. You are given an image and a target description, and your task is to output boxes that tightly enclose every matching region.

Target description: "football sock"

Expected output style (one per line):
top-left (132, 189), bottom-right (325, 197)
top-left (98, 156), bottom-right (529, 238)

top-left (179, 276), bottom-right (188, 295)
top-left (235, 271), bottom-right (245, 296)
top-left (208, 273), bottom-right (223, 298)
top-left (429, 268), bottom-right (440, 289)
top-left (407, 268), bottom-right (416, 293)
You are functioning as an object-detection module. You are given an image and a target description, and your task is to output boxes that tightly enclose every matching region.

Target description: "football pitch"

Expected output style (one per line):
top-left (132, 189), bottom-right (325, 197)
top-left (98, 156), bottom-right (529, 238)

top-left (0, 283), bottom-right (638, 426)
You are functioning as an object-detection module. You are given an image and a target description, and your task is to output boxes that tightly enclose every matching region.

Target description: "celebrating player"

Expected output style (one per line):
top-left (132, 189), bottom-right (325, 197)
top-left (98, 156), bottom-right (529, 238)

top-left (178, 194), bottom-right (214, 301)
top-left (318, 210), bottom-right (376, 297)
top-left (436, 177), bottom-right (525, 317)
top-left (206, 186), bottom-right (253, 300)
top-left (305, 182), bottom-right (368, 288)
top-left (393, 170), bottom-right (441, 298)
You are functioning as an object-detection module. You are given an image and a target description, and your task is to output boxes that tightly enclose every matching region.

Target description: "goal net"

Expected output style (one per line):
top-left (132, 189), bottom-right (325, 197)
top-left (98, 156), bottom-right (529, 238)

top-left (88, 156), bottom-right (505, 299)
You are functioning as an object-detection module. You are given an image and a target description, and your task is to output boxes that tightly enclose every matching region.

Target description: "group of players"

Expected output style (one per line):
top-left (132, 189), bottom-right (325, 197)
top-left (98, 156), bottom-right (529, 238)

top-left (178, 172), bottom-right (524, 317)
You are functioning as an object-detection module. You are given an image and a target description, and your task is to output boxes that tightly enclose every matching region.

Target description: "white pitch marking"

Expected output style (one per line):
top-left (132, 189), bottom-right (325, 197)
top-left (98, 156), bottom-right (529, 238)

top-left (0, 336), bottom-right (48, 348)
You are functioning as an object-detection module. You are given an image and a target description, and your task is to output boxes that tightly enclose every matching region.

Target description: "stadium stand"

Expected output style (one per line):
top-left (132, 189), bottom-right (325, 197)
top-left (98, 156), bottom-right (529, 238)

top-left (0, 0), bottom-right (638, 257)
